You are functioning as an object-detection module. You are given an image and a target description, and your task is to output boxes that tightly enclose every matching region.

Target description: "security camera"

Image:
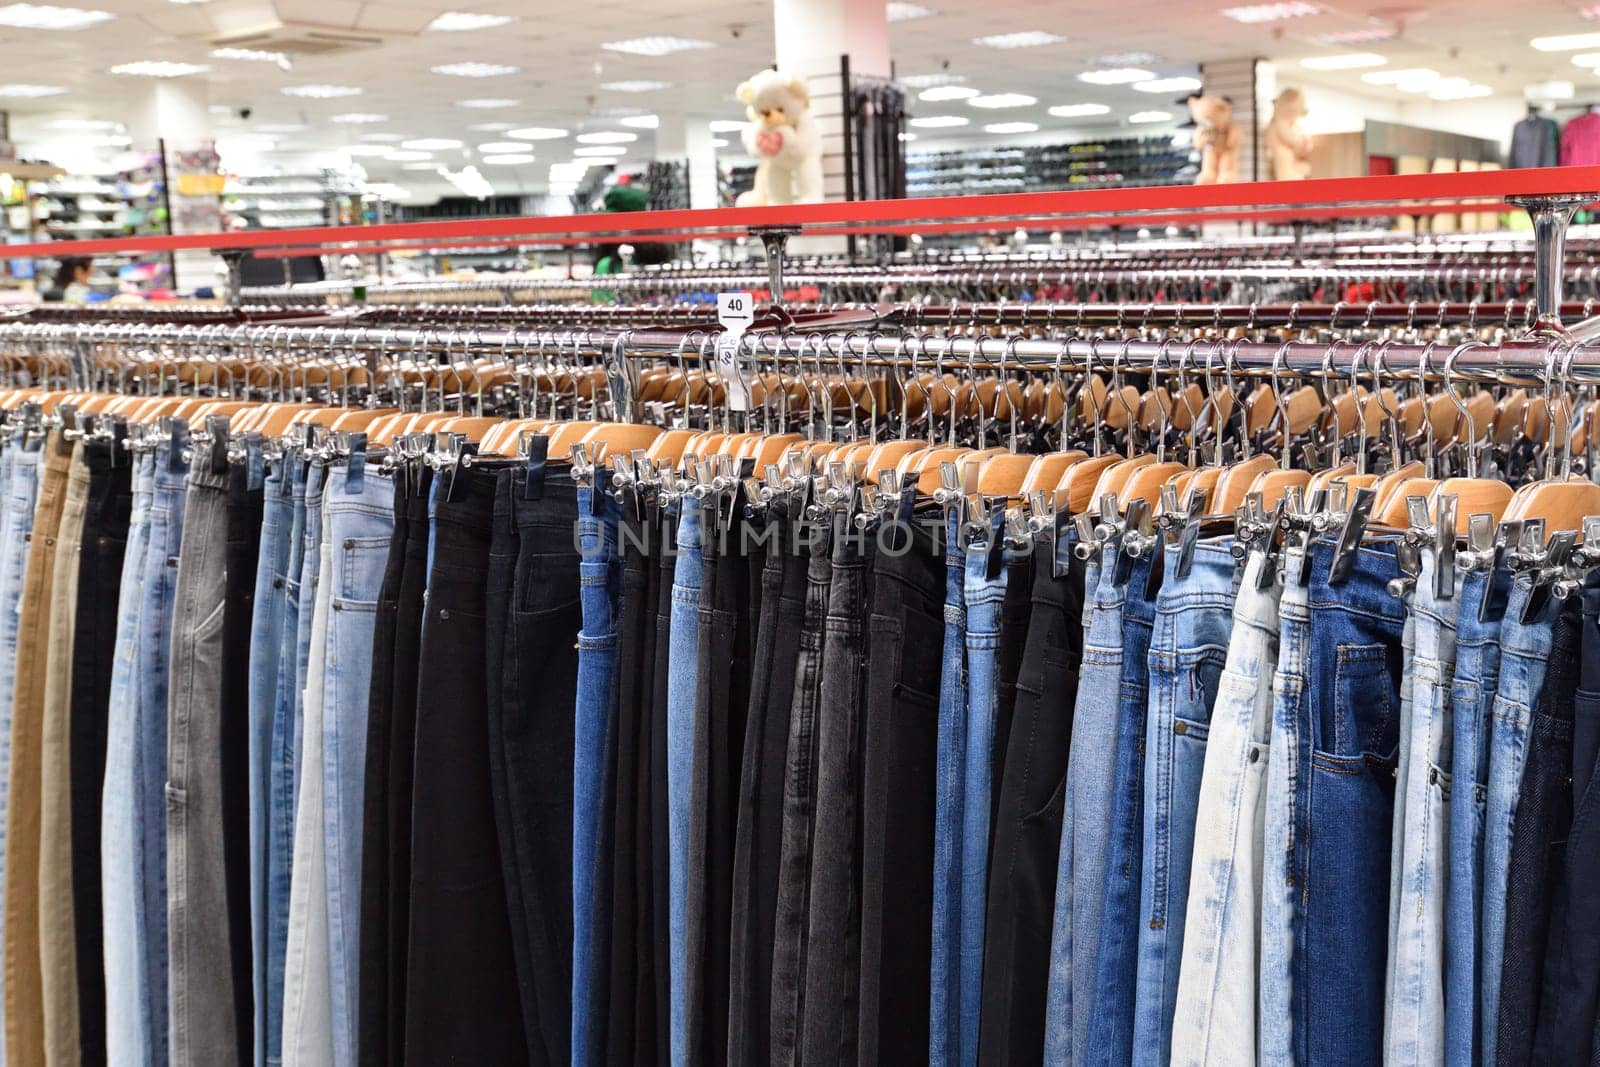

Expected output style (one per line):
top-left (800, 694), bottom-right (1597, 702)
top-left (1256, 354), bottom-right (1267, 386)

top-left (729, 23), bottom-right (745, 39)
top-left (238, 107), bottom-right (253, 121)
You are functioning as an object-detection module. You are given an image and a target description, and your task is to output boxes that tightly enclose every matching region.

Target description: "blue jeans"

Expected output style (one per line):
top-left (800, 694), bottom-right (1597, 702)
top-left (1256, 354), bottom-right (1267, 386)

top-left (293, 461), bottom-right (328, 804)
top-left (666, 503), bottom-right (702, 1067)
top-left (1480, 576), bottom-right (1556, 1065)
top-left (103, 451), bottom-right (154, 1067)
top-left (1131, 542), bottom-right (1234, 1067)
top-left (1387, 551), bottom-right (1458, 1064)
top-left (574, 484), bottom-right (621, 1067)
top-left (320, 465), bottom-right (394, 1067)
top-left (1044, 557), bottom-right (1117, 1067)
top-left (929, 510), bottom-right (966, 1066)
top-left (248, 463), bottom-right (291, 1067)
top-left (1171, 549), bottom-right (1281, 1066)
top-left (0, 440), bottom-right (36, 1043)
top-left (1444, 565), bottom-right (1507, 1067)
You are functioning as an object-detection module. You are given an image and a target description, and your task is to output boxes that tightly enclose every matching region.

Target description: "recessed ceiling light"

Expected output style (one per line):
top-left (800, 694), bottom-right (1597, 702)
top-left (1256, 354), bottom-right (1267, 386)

top-left (1049, 103), bottom-right (1112, 117)
top-left (255, 123), bottom-right (307, 133)
top-left (1309, 26), bottom-right (1396, 44)
top-left (0, 84), bottom-right (66, 97)
top-left (507, 126), bottom-right (567, 140)
top-left (385, 150), bottom-right (433, 161)
top-left (969, 93), bottom-right (1037, 108)
top-left (456, 98), bottom-right (518, 109)
top-left (1128, 110), bottom-right (1174, 123)
top-left (402, 138), bottom-right (463, 150)
top-left (48, 118), bottom-right (116, 129)
top-left (0, 4), bottom-right (112, 30)
top-left (1573, 52), bottom-right (1600, 67)
top-left (360, 132), bottom-right (405, 142)
top-left (1531, 31), bottom-right (1600, 51)
top-left (573, 145), bottom-right (626, 156)
top-left (1078, 67), bottom-right (1154, 85)
top-left (708, 119), bottom-right (746, 132)
top-left (469, 122), bottom-right (515, 132)
top-left (1133, 76), bottom-right (1203, 93)
top-left (711, 137), bottom-right (729, 147)
top-left (343, 145), bottom-right (392, 157)
top-left (601, 36), bottom-right (714, 56)
top-left (110, 61), bottom-right (208, 78)
top-left (576, 131), bottom-right (636, 144)
top-left (431, 61), bottom-right (518, 77)
top-left (900, 72), bottom-right (967, 88)
top-left (481, 153), bottom-right (536, 165)
top-left (984, 121), bottom-right (1039, 133)
top-left (1220, 1), bottom-right (1319, 23)
top-left (909, 114), bottom-right (969, 128)
top-left (331, 113), bottom-right (388, 124)
top-left (1092, 51), bottom-right (1162, 66)
top-left (1361, 66), bottom-right (1438, 85)
top-left (1430, 78), bottom-right (1493, 100)
top-left (1300, 52), bottom-right (1387, 69)
top-left (619, 114), bottom-right (660, 129)
top-left (425, 11), bottom-right (515, 31)
top-left (887, 2), bottom-right (937, 20)
top-left (972, 30), bottom-right (1064, 48)
top-left (210, 46), bottom-right (289, 68)
top-left (282, 84), bottom-right (361, 98)
top-left (600, 80), bottom-right (671, 92)
top-left (477, 141), bottom-right (527, 153)
top-left (920, 85), bottom-right (980, 101)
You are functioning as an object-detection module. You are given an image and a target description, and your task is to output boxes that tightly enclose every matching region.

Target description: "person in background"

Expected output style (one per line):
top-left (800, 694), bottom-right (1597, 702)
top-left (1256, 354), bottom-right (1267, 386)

top-left (46, 258), bottom-right (93, 303)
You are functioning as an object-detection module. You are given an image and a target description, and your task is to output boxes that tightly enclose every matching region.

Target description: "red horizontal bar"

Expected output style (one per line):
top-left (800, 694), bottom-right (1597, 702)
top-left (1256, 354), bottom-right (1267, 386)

top-left (10, 167), bottom-right (1598, 261)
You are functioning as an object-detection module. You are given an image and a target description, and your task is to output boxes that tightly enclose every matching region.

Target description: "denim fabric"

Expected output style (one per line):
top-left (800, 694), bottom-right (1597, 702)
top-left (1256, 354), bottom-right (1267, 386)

top-left (666, 503), bottom-right (701, 1067)
top-left (249, 462), bottom-right (291, 1067)
top-left (1444, 565), bottom-right (1507, 1067)
top-left (293, 461), bottom-right (328, 806)
top-left (1171, 548), bottom-right (1281, 1066)
top-left (1086, 551), bottom-right (1158, 1067)
top-left (1386, 550), bottom-right (1458, 1065)
top-left (930, 509), bottom-right (967, 1067)
top-left (102, 451), bottom-right (153, 1067)
top-left (1383, 601), bottom-right (1418, 1050)
top-left (0, 439), bottom-right (37, 1064)
top-left (574, 483), bottom-right (621, 1067)
top-left (320, 464), bottom-right (394, 1067)
top-left (1481, 577), bottom-right (1558, 1065)
top-left (1131, 542), bottom-right (1234, 1067)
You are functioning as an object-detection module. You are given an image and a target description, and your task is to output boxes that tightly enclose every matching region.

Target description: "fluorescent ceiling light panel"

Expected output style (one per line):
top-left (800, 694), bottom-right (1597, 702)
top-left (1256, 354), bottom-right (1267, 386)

top-left (456, 98), bottom-right (518, 108)
top-left (210, 46), bottom-right (288, 65)
top-left (1429, 78), bottom-right (1492, 99)
top-left (601, 36), bottom-right (713, 56)
top-left (0, 4), bottom-right (112, 30)
top-left (576, 131), bottom-right (636, 143)
top-left (919, 85), bottom-right (979, 101)
top-left (331, 112), bottom-right (388, 123)
top-left (1573, 52), bottom-right (1600, 67)
top-left (619, 114), bottom-right (659, 128)
top-left (984, 121), bottom-right (1038, 133)
top-left (711, 138), bottom-right (729, 147)
top-left (425, 11), bottom-right (515, 31)
top-left (481, 154), bottom-right (535, 165)
top-left (1526, 80), bottom-right (1576, 99)
top-left (972, 30), bottom-right (1064, 48)
top-left (402, 162), bottom-right (440, 171)
top-left (1133, 76), bottom-right (1203, 92)
top-left (384, 150), bottom-right (432, 161)
top-left (1299, 51), bottom-right (1386, 69)
top-left (599, 81), bottom-right (671, 92)
top-left (1093, 52), bottom-right (1162, 66)
top-left (431, 61), bottom-right (518, 77)
top-left (282, 84), bottom-right (360, 97)
top-left (1361, 66), bottom-right (1437, 84)
top-left (968, 93), bottom-right (1037, 108)
top-left (1532, 31), bottom-right (1600, 51)
top-left (1049, 103), bottom-right (1111, 117)
top-left (1128, 110), bottom-right (1173, 123)
top-left (1309, 26), bottom-right (1396, 44)
top-left (402, 138), bottom-right (462, 150)
top-left (111, 61), bottom-right (208, 77)
top-left (899, 132), bottom-right (916, 141)
top-left (899, 72), bottom-right (966, 88)
top-left (1220, 1), bottom-right (1319, 23)
top-left (708, 119), bottom-right (746, 132)
top-left (0, 83), bottom-right (65, 96)
top-left (469, 122), bottom-right (515, 131)
top-left (909, 114), bottom-right (969, 127)
top-left (887, 2), bottom-right (936, 20)
top-left (1078, 67), bottom-right (1154, 85)
top-left (507, 126), bottom-right (567, 140)
top-left (573, 145), bottom-right (626, 156)
top-left (255, 123), bottom-right (306, 133)
top-left (477, 142), bottom-right (526, 153)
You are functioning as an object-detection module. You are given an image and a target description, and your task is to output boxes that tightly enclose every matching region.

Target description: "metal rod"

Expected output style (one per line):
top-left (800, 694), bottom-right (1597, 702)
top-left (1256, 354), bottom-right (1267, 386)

top-left (752, 226), bottom-right (802, 309)
top-left (1509, 192), bottom-right (1597, 328)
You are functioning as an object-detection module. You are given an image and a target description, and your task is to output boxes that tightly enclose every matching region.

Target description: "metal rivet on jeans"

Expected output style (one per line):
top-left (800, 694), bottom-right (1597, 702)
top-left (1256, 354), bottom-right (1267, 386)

top-left (1429, 766), bottom-right (1438, 785)
top-left (1248, 746), bottom-right (1260, 763)
top-left (344, 538), bottom-right (354, 549)
top-left (44, 537), bottom-right (54, 546)
top-left (333, 601), bottom-right (342, 611)
top-left (1173, 720), bottom-right (1187, 736)
top-left (440, 608), bottom-right (451, 620)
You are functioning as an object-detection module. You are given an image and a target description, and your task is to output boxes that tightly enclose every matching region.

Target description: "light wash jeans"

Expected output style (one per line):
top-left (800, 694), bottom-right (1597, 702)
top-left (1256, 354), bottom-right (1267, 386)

top-left (929, 510), bottom-right (967, 1066)
top-left (1044, 558), bottom-right (1119, 1067)
top-left (1386, 551), bottom-right (1457, 1065)
top-left (666, 503), bottom-right (702, 1067)
top-left (1131, 541), bottom-right (1234, 1067)
top-left (103, 452), bottom-right (154, 1067)
top-left (320, 465), bottom-right (393, 1067)
top-left (1170, 550), bottom-right (1281, 1066)
top-left (0, 440), bottom-right (37, 1067)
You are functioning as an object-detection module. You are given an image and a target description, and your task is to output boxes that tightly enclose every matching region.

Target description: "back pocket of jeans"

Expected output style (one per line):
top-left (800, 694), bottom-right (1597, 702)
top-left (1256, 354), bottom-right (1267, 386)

top-left (1329, 642), bottom-right (1399, 759)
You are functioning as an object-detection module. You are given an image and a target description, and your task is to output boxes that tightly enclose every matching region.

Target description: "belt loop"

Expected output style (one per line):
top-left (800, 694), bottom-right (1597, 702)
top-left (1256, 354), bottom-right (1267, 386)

top-left (346, 433), bottom-right (368, 493)
top-left (522, 433), bottom-right (548, 501)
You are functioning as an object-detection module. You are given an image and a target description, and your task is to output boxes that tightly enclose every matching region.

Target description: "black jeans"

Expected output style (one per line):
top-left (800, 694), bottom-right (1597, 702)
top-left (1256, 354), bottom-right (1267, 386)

top-left (979, 537), bottom-right (1087, 1066)
top-left (358, 466), bottom-right (429, 1067)
top-left (856, 513), bottom-right (946, 1065)
top-left (1529, 585), bottom-right (1600, 1063)
top-left (68, 437), bottom-right (130, 1067)
top-left (488, 464), bottom-right (582, 1067)
top-left (800, 518), bottom-right (873, 1065)
top-left (650, 509), bottom-right (676, 1062)
top-left (770, 526), bottom-right (832, 1067)
top-left (685, 499), bottom-right (756, 1066)
top-left (1495, 596), bottom-right (1580, 1067)
top-left (403, 462), bottom-right (528, 1064)
top-left (728, 510), bottom-right (807, 1067)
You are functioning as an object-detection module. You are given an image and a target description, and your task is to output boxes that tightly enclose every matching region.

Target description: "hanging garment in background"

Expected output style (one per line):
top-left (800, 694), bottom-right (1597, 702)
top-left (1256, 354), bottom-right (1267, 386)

top-left (1561, 111), bottom-right (1600, 166)
top-left (1510, 114), bottom-right (1561, 168)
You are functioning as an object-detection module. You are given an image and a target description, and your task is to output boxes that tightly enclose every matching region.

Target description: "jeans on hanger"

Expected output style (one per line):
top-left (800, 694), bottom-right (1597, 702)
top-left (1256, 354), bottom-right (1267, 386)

top-left (574, 482), bottom-right (622, 1067)
top-left (101, 449), bottom-right (153, 1067)
top-left (976, 531), bottom-right (1084, 1066)
top-left (857, 514), bottom-right (944, 1066)
top-left (1386, 551), bottom-right (1459, 1066)
top-left (320, 462), bottom-right (393, 1067)
top-left (650, 513), bottom-right (676, 1063)
top-left (405, 462), bottom-right (527, 1064)
top-left (1171, 549), bottom-right (1282, 1066)
top-left (1043, 556), bottom-right (1117, 1067)
top-left (69, 436), bottom-right (131, 1067)
top-left (989, 550), bottom-right (1034, 849)
top-left (1481, 577), bottom-right (1559, 1065)
top-left (769, 523), bottom-right (830, 1067)
top-left (1130, 541), bottom-right (1234, 1067)
top-left (1495, 597), bottom-right (1581, 1066)
top-left (930, 509), bottom-right (967, 1067)
top-left (293, 460), bottom-right (328, 804)
top-left (1444, 565), bottom-right (1508, 1067)
top-left (666, 501), bottom-right (702, 1067)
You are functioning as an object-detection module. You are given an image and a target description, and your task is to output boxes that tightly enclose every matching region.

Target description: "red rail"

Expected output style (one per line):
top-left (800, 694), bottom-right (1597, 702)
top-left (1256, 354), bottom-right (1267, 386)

top-left (7, 166), bottom-right (1600, 261)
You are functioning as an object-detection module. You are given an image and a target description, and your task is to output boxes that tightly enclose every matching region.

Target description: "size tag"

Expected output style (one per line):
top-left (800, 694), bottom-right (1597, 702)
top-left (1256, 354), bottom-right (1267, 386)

top-left (717, 291), bottom-right (755, 332)
top-left (717, 290), bottom-right (754, 412)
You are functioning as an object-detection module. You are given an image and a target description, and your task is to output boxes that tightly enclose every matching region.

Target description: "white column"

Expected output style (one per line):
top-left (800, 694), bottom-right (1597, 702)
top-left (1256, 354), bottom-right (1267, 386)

top-left (655, 116), bottom-right (720, 210)
top-left (128, 80), bottom-right (219, 293)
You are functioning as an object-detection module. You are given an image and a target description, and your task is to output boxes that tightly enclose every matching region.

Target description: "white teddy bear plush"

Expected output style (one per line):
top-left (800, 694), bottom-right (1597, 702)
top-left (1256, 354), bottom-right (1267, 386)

top-left (735, 69), bottom-right (824, 207)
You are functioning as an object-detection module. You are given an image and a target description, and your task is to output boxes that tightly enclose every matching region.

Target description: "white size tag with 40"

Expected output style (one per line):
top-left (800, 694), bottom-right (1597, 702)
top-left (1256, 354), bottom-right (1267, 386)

top-left (717, 291), bottom-right (754, 411)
